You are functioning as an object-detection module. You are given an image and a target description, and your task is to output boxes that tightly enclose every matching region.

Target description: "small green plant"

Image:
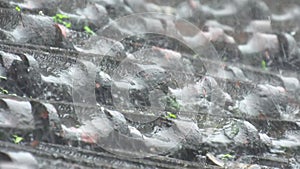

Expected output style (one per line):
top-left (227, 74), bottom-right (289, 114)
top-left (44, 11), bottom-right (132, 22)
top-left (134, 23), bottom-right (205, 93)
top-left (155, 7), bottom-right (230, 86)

top-left (0, 87), bottom-right (8, 94)
top-left (0, 86), bottom-right (17, 96)
top-left (221, 154), bottom-right (234, 160)
top-left (12, 135), bottom-right (24, 144)
top-left (84, 26), bottom-right (95, 35)
top-left (15, 6), bottom-right (21, 12)
top-left (166, 112), bottom-right (177, 119)
top-left (64, 22), bottom-right (72, 28)
top-left (53, 13), bottom-right (72, 28)
top-left (53, 13), bottom-right (70, 20)
top-left (261, 60), bottom-right (267, 70)
top-left (166, 96), bottom-right (180, 112)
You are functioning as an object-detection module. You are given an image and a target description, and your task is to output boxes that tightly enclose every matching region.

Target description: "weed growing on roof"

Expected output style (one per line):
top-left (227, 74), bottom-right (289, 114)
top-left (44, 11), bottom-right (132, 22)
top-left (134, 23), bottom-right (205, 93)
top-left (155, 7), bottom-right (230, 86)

top-left (166, 112), bottom-right (177, 119)
top-left (84, 26), bottom-right (95, 35)
top-left (0, 86), bottom-right (17, 96)
top-left (54, 14), bottom-right (70, 20)
top-left (0, 87), bottom-right (8, 94)
top-left (15, 6), bottom-right (21, 12)
top-left (53, 13), bottom-right (72, 28)
top-left (64, 22), bottom-right (72, 28)
top-left (166, 96), bottom-right (180, 112)
top-left (12, 135), bottom-right (24, 144)
top-left (261, 60), bottom-right (267, 70)
top-left (221, 153), bottom-right (234, 160)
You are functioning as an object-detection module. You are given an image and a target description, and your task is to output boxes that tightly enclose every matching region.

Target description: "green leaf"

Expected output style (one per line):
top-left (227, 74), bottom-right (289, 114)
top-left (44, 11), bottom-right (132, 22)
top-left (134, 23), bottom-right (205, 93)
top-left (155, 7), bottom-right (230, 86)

top-left (166, 112), bottom-right (177, 119)
top-left (261, 60), bottom-right (267, 70)
top-left (166, 96), bottom-right (180, 111)
top-left (62, 21), bottom-right (72, 28)
top-left (13, 135), bottom-right (24, 144)
top-left (15, 6), bottom-right (21, 12)
top-left (53, 14), bottom-right (70, 27)
top-left (0, 87), bottom-right (8, 94)
top-left (55, 13), bottom-right (70, 20)
top-left (84, 26), bottom-right (95, 35)
top-left (221, 154), bottom-right (234, 160)
top-left (52, 16), bottom-right (58, 22)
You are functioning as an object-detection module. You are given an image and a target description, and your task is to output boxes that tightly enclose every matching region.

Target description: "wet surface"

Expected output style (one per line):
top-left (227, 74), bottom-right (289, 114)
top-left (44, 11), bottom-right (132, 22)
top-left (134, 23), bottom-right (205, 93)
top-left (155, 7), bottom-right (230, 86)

top-left (0, 0), bottom-right (299, 168)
